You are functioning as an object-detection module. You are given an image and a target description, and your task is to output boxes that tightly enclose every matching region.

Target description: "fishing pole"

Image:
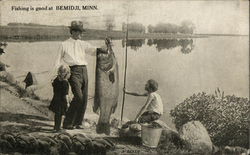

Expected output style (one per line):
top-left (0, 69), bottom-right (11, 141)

top-left (120, 4), bottom-right (130, 124)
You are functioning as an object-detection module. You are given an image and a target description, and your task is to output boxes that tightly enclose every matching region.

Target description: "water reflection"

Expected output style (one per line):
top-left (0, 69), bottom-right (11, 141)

top-left (122, 39), bottom-right (145, 51)
top-left (148, 39), bottom-right (194, 54)
top-left (122, 39), bottom-right (194, 53)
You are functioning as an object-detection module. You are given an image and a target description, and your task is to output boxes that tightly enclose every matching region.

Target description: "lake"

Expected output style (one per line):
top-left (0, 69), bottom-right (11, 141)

top-left (2, 36), bottom-right (249, 128)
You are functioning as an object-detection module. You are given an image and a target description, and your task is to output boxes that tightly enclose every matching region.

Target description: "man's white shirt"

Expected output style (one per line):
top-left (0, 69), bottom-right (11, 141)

top-left (56, 37), bottom-right (96, 67)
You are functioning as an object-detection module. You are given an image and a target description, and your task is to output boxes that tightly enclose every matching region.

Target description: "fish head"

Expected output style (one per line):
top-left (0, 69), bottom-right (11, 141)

top-left (96, 48), bottom-right (114, 72)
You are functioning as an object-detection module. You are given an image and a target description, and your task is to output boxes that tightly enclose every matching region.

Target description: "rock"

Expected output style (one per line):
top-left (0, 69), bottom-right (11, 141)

top-left (179, 121), bottom-right (213, 154)
top-left (26, 85), bottom-right (39, 94)
top-left (110, 117), bottom-right (130, 129)
top-left (83, 121), bottom-right (91, 128)
top-left (129, 123), bottom-right (141, 131)
top-left (213, 146), bottom-right (249, 155)
top-left (0, 71), bottom-right (15, 84)
top-left (159, 128), bottom-right (188, 149)
top-left (111, 118), bottom-right (119, 129)
top-left (156, 120), bottom-right (188, 149)
top-left (23, 72), bottom-right (37, 88)
top-left (16, 81), bottom-right (26, 90)
top-left (119, 121), bottom-right (141, 137)
top-left (115, 144), bottom-right (126, 149)
top-left (223, 146), bottom-right (248, 154)
top-left (119, 127), bottom-right (130, 137)
top-left (212, 145), bottom-right (219, 154)
top-left (119, 127), bottom-right (141, 137)
top-left (84, 118), bottom-right (96, 127)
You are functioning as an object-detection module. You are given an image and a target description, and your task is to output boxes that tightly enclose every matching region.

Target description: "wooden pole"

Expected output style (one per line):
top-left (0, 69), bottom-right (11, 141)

top-left (120, 9), bottom-right (129, 124)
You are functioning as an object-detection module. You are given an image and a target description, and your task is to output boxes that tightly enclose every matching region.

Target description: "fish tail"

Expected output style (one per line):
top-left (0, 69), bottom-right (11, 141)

top-left (96, 123), bottom-right (110, 135)
top-left (111, 101), bottom-right (118, 114)
top-left (93, 97), bottom-right (100, 114)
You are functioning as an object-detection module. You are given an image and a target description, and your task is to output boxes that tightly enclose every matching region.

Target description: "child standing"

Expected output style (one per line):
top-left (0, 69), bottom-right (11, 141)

top-left (124, 79), bottom-right (163, 124)
top-left (49, 65), bottom-right (71, 131)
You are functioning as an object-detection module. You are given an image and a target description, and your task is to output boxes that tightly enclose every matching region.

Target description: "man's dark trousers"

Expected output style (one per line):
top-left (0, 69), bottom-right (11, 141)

top-left (63, 65), bottom-right (88, 127)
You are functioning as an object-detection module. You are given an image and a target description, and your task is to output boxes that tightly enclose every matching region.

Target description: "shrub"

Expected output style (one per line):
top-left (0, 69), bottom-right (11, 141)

top-left (170, 89), bottom-right (249, 148)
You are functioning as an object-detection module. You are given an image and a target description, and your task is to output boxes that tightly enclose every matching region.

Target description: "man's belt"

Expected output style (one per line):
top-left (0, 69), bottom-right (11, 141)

top-left (69, 65), bottom-right (86, 68)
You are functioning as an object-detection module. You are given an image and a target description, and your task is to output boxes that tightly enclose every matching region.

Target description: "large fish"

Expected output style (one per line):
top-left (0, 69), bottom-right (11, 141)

top-left (93, 40), bottom-right (119, 135)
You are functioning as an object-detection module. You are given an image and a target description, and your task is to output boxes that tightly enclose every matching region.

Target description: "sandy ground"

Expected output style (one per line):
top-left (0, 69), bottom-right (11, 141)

top-left (0, 81), bottom-right (158, 155)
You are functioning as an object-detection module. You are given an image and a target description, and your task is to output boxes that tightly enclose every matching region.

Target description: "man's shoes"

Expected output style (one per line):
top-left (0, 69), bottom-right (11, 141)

top-left (63, 125), bottom-right (74, 130)
top-left (75, 125), bottom-right (84, 129)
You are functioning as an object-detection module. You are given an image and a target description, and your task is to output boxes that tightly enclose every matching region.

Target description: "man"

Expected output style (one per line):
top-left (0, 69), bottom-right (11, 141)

top-left (55, 21), bottom-right (107, 129)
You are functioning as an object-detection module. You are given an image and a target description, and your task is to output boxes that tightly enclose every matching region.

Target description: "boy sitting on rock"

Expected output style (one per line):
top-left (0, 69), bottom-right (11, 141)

top-left (124, 79), bottom-right (163, 124)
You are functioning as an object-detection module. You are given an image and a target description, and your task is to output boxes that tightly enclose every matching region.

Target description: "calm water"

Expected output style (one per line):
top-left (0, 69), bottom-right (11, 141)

top-left (2, 37), bottom-right (249, 127)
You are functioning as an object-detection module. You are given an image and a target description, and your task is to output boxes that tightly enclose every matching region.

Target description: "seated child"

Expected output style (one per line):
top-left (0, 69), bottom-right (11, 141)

top-left (124, 79), bottom-right (163, 124)
top-left (49, 64), bottom-right (71, 132)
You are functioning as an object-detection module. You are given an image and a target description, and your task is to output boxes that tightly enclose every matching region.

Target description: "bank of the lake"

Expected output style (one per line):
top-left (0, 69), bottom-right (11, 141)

top-left (0, 25), bottom-right (210, 41)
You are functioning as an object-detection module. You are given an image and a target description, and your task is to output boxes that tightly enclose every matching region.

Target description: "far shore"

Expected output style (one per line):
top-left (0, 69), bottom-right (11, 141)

top-left (0, 25), bottom-right (248, 42)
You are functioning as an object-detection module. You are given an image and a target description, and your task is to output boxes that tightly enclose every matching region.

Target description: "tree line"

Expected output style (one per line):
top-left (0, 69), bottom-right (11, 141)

top-left (7, 20), bottom-right (195, 34)
top-left (122, 21), bottom-right (195, 34)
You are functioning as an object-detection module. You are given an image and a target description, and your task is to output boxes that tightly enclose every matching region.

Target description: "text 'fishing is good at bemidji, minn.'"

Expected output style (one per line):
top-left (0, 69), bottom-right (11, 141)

top-left (11, 5), bottom-right (98, 11)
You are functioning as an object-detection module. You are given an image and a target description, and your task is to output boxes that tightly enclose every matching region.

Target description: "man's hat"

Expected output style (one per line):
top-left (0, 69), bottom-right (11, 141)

top-left (69, 21), bottom-right (85, 32)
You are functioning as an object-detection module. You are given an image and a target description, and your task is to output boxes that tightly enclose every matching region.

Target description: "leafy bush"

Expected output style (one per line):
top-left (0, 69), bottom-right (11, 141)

top-left (170, 89), bottom-right (249, 148)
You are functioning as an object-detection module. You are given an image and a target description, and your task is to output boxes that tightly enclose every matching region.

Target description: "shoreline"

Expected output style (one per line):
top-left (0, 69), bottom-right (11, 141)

top-left (0, 72), bottom-right (249, 154)
top-left (0, 34), bottom-right (247, 43)
top-left (0, 78), bottom-right (159, 154)
top-left (0, 25), bottom-right (247, 42)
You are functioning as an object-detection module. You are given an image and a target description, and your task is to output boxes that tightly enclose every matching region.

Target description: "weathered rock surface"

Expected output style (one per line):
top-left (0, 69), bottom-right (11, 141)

top-left (158, 121), bottom-right (189, 150)
top-left (213, 146), bottom-right (249, 155)
top-left (179, 121), bottom-right (213, 154)
top-left (0, 71), bottom-right (15, 84)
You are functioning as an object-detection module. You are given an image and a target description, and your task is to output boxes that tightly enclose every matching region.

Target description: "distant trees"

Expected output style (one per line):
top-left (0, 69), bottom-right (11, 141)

top-left (149, 23), bottom-right (178, 33)
top-left (7, 22), bottom-right (65, 28)
top-left (122, 20), bottom-right (195, 34)
top-left (148, 25), bottom-right (153, 33)
top-left (122, 22), bottom-right (145, 33)
top-left (104, 16), bottom-right (115, 31)
top-left (179, 20), bottom-right (195, 34)
top-left (147, 20), bottom-right (195, 34)
top-left (8, 23), bottom-right (47, 27)
top-left (122, 22), bottom-right (126, 32)
top-left (121, 21), bottom-right (195, 34)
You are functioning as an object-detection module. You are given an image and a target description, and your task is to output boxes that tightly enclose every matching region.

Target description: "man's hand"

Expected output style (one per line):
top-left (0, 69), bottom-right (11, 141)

top-left (105, 38), bottom-right (112, 47)
top-left (100, 44), bottom-right (108, 51)
top-left (97, 48), bottom-right (108, 54)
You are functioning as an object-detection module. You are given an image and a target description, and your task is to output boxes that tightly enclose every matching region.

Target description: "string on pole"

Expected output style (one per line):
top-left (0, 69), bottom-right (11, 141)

top-left (120, 6), bottom-right (129, 124)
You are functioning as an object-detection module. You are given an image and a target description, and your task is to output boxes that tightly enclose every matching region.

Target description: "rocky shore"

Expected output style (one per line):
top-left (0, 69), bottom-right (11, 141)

top-left (0, 74), bottom-right (158, 154)
top-left (0, 71), bottom-right (249, 155)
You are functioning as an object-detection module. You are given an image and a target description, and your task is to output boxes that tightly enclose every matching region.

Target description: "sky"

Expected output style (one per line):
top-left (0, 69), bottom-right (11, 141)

top-left (0, 0), bottom-right (249, 34)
